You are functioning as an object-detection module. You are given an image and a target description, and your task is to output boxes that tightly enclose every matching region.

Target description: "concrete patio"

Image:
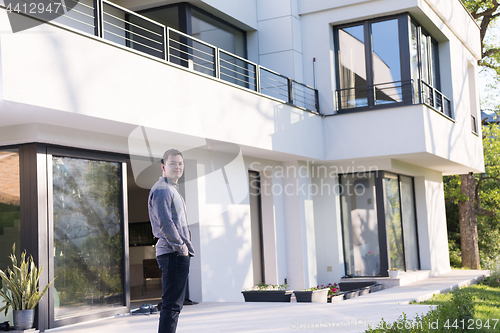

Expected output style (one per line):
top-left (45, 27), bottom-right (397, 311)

top-left (46, 270), bottom-right (488, 333)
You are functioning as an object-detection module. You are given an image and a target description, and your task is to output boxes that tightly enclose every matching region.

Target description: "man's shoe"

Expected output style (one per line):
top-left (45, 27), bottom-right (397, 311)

top-left (0, 321), bottom-right (9, 331)
top-left (131, 304), bottom-right (151, 315)
top-left (183, 299), bottom-right (198, 305)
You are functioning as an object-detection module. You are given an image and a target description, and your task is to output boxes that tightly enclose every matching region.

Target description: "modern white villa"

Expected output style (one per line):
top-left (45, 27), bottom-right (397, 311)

top-left (0, 0), bottom-right (484, 330)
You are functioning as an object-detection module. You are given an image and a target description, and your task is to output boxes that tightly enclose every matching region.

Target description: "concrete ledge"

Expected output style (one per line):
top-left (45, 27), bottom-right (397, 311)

top-left (340, 270), bottom-right (433, 289)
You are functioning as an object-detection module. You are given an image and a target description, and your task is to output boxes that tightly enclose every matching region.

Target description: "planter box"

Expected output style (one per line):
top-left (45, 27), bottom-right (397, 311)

top-left (241, 290), bottom-right (293, 302)
top-left (343, 290), bottom-right (360, 299)
top-left (328, 294), bottom-right (344, 303)
top-left (369, 284), bottom-right (384, 293)
top-left (338, 281), bottom-right (375, 291)
top-left (294, 289), bottom-right (329, 303)
top-left (358, 286), bottom-right (370, 296)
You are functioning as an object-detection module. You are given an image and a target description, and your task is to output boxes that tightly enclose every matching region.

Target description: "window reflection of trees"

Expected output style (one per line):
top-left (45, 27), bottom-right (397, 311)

top-left (52, 157), bottom-right (123, 317)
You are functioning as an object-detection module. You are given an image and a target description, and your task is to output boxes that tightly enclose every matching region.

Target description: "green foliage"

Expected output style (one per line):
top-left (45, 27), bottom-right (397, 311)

top-left (247, 282), bottom-right (290, 291)
top-left (365, 291), bottom-right (475, 332)
top-left (0, 244), bottom-right (55, 316)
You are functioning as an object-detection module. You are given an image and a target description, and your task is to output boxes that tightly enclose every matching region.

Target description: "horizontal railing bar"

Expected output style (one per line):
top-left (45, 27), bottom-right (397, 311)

top-left (64, 0), bottom-right (95, 10)
top-left (219, 49), bottom-right (259, 69)
top-left (103, 29), bottom-right (163, 52)
top-left (103, 0), bottom-right (165, 29)
top-left (168, 27), bottom-right (219, 50)
top-left (260, 87), bottom-right (289, 100)
top-left (291, 80), bottom-right (316, 91)
top-left (260, 74), bottom-right (287, 86)
top-left (260, 66), bottom-right (289, 80)
top-left (103, 12), bottom-right (163, 38)
top-left (220, 72), bottom-right (256, 86)
top-left (261, 82), bottom-right (289, 94)
top-left (103, 20), bottom-right (163, 45)
top-left (168, 54), bottom-right (215, 73)
top-left (40, 0), bottom-right (95, 17)
top-left (168, 45), bottom-right (215, 64)
top-left (220, 64), bottom-right (255, 81)
top-left (219, 57), bottom-right (255, 74)
top-left (55, 11), bottom-right (96, 28)
top-left (168, 38), bottom-right (214, 58)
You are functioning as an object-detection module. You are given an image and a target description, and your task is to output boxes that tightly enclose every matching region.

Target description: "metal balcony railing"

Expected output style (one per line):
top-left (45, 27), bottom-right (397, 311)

top-left (335, 79), bottom-right (452, 119)
top-left (18, 0), bottom-right (320, 114)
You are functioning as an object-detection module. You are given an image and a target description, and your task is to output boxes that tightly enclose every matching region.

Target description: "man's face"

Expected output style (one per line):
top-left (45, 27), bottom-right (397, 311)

top-left (162, 154), bottom-right (184, 182)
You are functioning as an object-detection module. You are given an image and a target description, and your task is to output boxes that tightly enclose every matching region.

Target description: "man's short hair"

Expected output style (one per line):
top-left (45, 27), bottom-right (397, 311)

top-left (161, 149), bottom-right (183, 164)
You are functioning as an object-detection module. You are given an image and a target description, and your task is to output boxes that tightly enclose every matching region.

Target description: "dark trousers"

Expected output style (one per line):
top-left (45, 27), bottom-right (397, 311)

top-left (157, 253), bottom-right (190, 333)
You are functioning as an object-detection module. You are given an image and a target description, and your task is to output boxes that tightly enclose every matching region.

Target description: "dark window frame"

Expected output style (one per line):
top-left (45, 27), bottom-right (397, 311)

top-left (138, 2), bottom-right (248, 59)
top-left (339, 171), bottom-right (420, 277)
top-left (333, 13), bottom-right (442, 114)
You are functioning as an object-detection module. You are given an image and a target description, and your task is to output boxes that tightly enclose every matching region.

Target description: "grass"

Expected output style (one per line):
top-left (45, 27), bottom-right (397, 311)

top-left (365, 277), bottom-right (500, 332)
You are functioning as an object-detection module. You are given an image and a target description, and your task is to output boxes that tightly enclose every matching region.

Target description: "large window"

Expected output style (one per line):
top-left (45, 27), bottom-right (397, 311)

top-left (334, 14), bottom-right (449, 115)
top-left (0, 149), bottom-right (21, 273)
top-left (51, 155), bottom-right (125, 320)
top-left (340, 171), bottom-right (420, 276)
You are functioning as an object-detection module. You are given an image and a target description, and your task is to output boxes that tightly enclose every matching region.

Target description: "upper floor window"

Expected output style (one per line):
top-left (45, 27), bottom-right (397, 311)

top-left (334, 14), bottom-right (451, 117)
top-left (140, 3), bottom-right (247, 59)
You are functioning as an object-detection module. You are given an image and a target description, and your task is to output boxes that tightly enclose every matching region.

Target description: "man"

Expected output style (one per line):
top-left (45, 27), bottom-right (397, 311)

top-left (148, 149), bottom-right (195, 333)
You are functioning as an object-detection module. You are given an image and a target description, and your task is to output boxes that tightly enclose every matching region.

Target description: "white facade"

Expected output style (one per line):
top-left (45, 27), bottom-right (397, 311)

top-left (0, 0), bottom-right (484, 329)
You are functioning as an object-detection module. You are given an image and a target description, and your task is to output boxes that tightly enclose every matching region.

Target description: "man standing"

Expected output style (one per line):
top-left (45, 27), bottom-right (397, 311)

top-left (148, 149), bottom-right (195, 333)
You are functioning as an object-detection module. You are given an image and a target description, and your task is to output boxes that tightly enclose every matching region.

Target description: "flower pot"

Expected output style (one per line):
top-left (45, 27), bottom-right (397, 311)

top-left (13, 309), bottom-right (34, 330)
top-left (241, 290), bottom-right (293, 302)
top-left (388, 270), bottom-right (400, 278)
top-left (294, 289), bottom-right (329, 303)
top-left (328, 294), bottom-right (344, 303)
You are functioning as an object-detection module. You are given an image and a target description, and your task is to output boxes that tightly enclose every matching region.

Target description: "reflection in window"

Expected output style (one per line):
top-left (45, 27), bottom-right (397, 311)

top-left (371, 19), bottom-right (402, 104)
top-left (384, 174), bottom-right (405, 270)
top-left (52, 156), bottom-right (124, 320)
top-left (0, 149), bottom-right (21, 272)
top-left (341, 173), bottom-right (380, 276)
top-left (338, 25), bottom-right (368, 109)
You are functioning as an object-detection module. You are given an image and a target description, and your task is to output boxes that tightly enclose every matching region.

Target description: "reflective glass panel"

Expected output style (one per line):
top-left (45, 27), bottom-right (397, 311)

top-left (0, 149), bottom-right (21, 272)
top-left (338, 25), bottom-right (368, 109)
top-left (410, 22), bottom-right (420, 103)
top-left (420, 34), bottom-right (430, 84)
top-left (52, 156), bottom-right (124, 320)
top-left (371, 19), bottom-right (402, 104)
top-left (191, 8), bottom-right (246, 58)
top-left (341, 173), bottom-right (380, 276)
top-left (430, 40), bottom-right (439, 89)
top-left (401, 176), bottom-right (419, 270)
top-left (384, 174), bottom-right (405, 270)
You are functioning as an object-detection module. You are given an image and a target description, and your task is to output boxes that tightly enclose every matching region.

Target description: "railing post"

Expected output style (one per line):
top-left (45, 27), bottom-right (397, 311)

top-left (162, 26), bottom-right (167, 62)
top-left (215, 47), bottom-right (220, 79)
top-left (98, 0), bottom-right (104, 38)
top-left (166, 28), bottom-right (171, 63)
top-left (93, 0), bottom-right (103, 38)
top-left (255, 65), bottom-right (261, 93)
top-left (288, 78), bottom-right (293, 104)
top-left (315, 89), bottom-right (320, 114)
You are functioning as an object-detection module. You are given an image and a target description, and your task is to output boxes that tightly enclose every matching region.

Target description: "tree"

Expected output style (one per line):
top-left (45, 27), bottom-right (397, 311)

top-left (448, 1), bottom-right (500, 269)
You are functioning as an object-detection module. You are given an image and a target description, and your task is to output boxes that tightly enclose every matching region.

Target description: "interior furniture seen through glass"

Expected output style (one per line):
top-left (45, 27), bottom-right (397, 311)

top-left (52, 156), bottom-right (124, 320)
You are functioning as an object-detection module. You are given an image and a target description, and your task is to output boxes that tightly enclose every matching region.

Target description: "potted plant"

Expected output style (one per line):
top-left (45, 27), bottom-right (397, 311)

top-left (388, 268), bottom-right (400, 278)
top-left (294, 286), bottom-right (329, 303)
top-left (241, 282), bottom-right (293, 302)
top-left (314, 283), bottom-right (342, 303)
top-left (0, 245), bottom-right (55, 330)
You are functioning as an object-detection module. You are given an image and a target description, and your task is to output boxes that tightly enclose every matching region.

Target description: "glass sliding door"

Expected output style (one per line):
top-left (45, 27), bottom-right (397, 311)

top-left (384, 173), bottom-right (405, 270)
top-left (341, 173), bottom-right (380, 276)
top-left (400, 176), bottom-right (419, 270)
top-left (0, 149), bottom-right (21, 271)
top-left (51, 156), bottom-right (125, 320)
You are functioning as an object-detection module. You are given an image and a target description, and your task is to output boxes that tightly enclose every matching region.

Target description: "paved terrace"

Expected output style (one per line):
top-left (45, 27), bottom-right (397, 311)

top-left (47, 270), bottom-right (488, 333)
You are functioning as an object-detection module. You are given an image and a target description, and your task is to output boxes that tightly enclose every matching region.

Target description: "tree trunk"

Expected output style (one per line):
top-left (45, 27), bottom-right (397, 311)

top-left (458, 173), bottom-right (480, 269)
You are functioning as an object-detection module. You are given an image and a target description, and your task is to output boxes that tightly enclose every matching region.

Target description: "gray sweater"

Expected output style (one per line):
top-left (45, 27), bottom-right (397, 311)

top-left (148, 177), bottom-right (195, 257)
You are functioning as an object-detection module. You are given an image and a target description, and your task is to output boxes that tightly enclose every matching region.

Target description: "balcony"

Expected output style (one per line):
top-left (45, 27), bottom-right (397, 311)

top-left (335, 79), bottom-right (452, 118)
top-left (11, 0), bottom-right (319, 114)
